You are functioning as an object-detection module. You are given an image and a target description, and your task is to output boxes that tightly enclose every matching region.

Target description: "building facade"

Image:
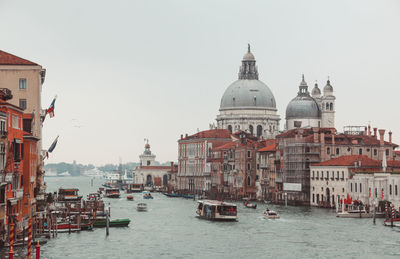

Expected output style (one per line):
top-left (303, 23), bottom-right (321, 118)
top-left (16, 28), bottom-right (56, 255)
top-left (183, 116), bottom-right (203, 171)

top-left (216, 45), bottom-right (280, 138)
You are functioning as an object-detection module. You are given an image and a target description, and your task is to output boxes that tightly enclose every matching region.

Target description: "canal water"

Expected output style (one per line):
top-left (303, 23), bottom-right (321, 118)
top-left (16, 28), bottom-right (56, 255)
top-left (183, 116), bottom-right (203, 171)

top-left (3, 176), bottom-right (400, 258)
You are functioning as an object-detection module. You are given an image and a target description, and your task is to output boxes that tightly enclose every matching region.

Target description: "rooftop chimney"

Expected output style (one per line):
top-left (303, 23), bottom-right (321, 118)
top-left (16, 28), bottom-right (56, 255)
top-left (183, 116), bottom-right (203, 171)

top-left (373, 128), bottom-right (377, 139)
top-left (389, 131), bottom-right (392, 144)
top-left (368, 125), bottom-right (371, 136)
top-left (185, 133), bottom-right (188, 138)
top-left (364, 127), bottom-right (367, 135)
top-left (181, 134), bottom-right (183, 140)
top-left (378, 129), bottom-right (385, 146)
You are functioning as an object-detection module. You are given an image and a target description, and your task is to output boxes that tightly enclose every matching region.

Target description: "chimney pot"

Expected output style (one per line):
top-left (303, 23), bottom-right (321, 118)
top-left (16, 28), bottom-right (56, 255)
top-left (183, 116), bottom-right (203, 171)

top-left (368, 125), bottom-right (371, 136)
top-left (378, 129), bottom-right (385, 146)
top-left (373, 128), bottom-right (378, 139)
top-left (181, 134), bottom-right (183, 140)
top-left (389, 131), bottom-right (393, 144)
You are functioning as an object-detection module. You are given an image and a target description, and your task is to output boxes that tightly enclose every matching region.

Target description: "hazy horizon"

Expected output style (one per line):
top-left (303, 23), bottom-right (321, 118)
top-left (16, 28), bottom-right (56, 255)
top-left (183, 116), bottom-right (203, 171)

top-left (1, 0), bottom-right (399, 166)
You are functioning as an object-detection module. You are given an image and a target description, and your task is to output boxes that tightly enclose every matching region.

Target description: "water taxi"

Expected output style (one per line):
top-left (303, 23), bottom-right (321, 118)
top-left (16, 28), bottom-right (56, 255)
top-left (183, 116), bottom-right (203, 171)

top-left (127, 195), bottom-right (134, 200)
top-left (263, 208), bottom-right (280, 219)
top-left (196, 200), bottom-right (237, 221)
top-left (137, 203), bottom-right (147, 212)
top-left (104, 188), bottom-right (120, 198)
top-left (57, 188), bottom-right (82, 203)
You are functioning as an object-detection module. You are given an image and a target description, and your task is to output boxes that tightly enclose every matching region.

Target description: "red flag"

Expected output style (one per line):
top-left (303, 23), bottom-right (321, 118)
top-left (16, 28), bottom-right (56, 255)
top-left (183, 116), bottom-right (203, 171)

top-left (381, 189), bottom-right (384, 199)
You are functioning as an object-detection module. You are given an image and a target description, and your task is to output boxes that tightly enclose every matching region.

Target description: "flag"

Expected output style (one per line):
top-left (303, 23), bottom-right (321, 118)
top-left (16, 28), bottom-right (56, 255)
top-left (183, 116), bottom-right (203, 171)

top-left (48, 136), bottom-right (59, 153)
top-left (46, 96), bottom-right (57, 118)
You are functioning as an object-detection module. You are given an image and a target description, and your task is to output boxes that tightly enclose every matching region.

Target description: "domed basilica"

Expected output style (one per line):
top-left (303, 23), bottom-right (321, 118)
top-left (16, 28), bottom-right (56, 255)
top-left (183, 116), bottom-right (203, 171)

top-left (216, 45), bottom-right (336, 136)
top-left (216, 45), bottom-right (280, 138)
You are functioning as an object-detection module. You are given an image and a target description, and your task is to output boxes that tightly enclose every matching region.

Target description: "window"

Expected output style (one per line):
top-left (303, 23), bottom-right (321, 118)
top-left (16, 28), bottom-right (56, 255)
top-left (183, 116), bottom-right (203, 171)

top-left (312, 194), bottom-right (315, 203)
top-left (257, 125), bottom-right (262, 137)
top-left (249, 125), bottom-right (254, 135)
top-left (359, 149), bottom-right (362, 155)
top-left (12, 114), bottom-right (19, 129)
top-left (330, 103), bottom-right (333, 111)
top-left (312, 171), bottom-right (315, 178)
top-left (0, 143), bottom-right (5, 171)
top-left (337, 171), bottom-right (339, 179)
top-left (247, 176), bottom-right (251, 186)
top-left (0, 120), bottom-right (5, 133)
top-left (341, 171), bottom-right (344, 180)
top-left (396, 185), bottom-right (398, 196)
top-left (227, 125), bottom-right (232, 133)
top-left (336, 148), bottom-right (339, 155)
top-left (19, 99), bottom-right (27, 110)
top-left (342, 188), bottom-right (344, 193)
top-left (374, 149), bottom-right (377, 156)
top-left (19, 78), bottom-right (27, 89)
top-left (257, 164), bottom-right (259, 170)
top-left (350, 183), bottom-right (353, 192)
top-left (321, 171), bottom-right (324, 179)
top-left (386, 149), bottom-right (389, 156)
top-left (326, 103), bottom-right (329, 110)
top-left (355, 183), bottom-right (357, 192)
top-left (247, 163), bottom-right (251, 170)
top-left (359, 183), bottom-right (362, 193)
top-left (316, 171), bottom-right (319, 179)
top-left (375, 188), bottom-right (377, 198)
top-left (247, 151), bottom-right (251, 158)
top-left (326, 171), bottom-right (329, 179)
top-left (327, 148), bottom-right (330, 155)
top-left (390, 184), bottom-right (392, 195)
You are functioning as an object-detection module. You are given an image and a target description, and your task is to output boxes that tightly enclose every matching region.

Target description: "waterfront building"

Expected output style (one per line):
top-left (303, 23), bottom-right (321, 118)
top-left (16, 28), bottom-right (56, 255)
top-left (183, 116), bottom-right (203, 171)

top-left (132, 143), bottom-right (171, 188)
top-left (276, 127), bottom-right (397, 205)
top-left (310, 155), bottom-right (381, 207)
top-left (209, 131), bottom-right (263, 200)
top-left (177, 129), bottom-right (231, 193)
top-left (257, 139), bottom-right (282, 202)
top-left (285, 76), bottom-right (335, 130)
top-left (0, 94), bottom-right (26, 235)
top-left (347, 162), bottom-right (400, 208)
top-left (216, 45), bottom-right (280, 138)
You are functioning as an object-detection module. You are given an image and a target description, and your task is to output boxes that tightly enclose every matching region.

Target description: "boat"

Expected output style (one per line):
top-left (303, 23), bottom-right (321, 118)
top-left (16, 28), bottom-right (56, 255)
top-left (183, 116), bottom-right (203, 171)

top-left (93, 218), bottom-right (130, 228)
top-left (244, 201), bottom-right (257, 209)
top-left (137, 203), bottom-right (147, 212)
top-left (263, 208), bottom-right (280, 219)
top-left (383, 218), bottom-right (400, 227)
top-left (127, 195), bottom-right (134, 201)
top-left (163, 193), bottom-right (180, 197)
top-left (57, 188), bottom-right (82, 203)
top-left (87, 193), bottom-right (101, 201)
top-left (142, 191), bottom-right (153, 199)
top-left (44, 223), bottom-right (92, 233)
top-left (126, 184), bottom-right (144, 193)
top-left (196, 200), bottom-right (237, 221)
top-left (182, 194), bottom-right (195, 199)
top-left (104, 188), bottom-right (120, 198)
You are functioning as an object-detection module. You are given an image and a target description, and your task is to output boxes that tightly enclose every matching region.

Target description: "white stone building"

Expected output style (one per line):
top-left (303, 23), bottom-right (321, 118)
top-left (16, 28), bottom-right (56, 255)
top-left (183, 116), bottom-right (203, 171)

top-left (132, 143), bottom-right (170, 187)
top-left (285, 75), bottom-right (336, 130)
top-left (216, 45), bottom-right (280, 139)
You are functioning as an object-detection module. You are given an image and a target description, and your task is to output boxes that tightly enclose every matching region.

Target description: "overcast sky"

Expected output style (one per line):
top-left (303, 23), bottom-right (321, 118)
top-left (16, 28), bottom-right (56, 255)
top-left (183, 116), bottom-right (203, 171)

top-left (1, 0), bottom-right (399, 166)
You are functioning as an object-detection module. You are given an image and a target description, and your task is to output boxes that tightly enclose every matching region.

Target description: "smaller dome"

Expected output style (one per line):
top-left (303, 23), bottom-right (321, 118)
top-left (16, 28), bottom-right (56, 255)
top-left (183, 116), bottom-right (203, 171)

top-left (286, 96), bottom-right (321, 119)
top-left (312, 83), bottom-right (321, 96)
top-left (324, 80), bottom-right (333, 92)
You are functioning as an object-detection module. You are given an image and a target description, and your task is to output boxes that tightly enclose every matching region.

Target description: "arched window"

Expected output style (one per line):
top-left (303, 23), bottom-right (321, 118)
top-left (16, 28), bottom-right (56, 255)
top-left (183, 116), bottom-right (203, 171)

top-left (390, 184), bottom-right (392, 195)
top-left (326, 103), bottom-right (329, 110)
top-left (247, 176), bottom-right (251, 186)
top-left (336, 148), bottom-right (339, 155)
top-left (330, 103), bottom-right (333, 111)
top-left (257, 125), bottom-right (262, 137)
top-left (327, 147), bottom-right (330, 155)
top-left (359, 149), bottom-right (363, 155)
top-left (227, 125), bottom-right (232, 133)
top-left (374, 149), bottom-right (377, 156)
top-left (249, 125), bottom-right (254, 135)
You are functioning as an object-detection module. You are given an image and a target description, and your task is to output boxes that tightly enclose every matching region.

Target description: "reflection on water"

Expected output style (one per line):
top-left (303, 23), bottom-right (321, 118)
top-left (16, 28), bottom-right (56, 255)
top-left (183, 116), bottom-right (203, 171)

top-left (3, 176), bottom-right (400, 259)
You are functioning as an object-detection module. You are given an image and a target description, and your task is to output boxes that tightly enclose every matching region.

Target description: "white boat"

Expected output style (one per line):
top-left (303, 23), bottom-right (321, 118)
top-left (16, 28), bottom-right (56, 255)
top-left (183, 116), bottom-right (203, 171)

top-left (196, 200), bottom-right (237, 221)
top-left (263, 208), bottom-right (280, 219)
top-left (137, 203), bottom-right (147, 212)
top-left (59, 171), bottom-right (71, 177)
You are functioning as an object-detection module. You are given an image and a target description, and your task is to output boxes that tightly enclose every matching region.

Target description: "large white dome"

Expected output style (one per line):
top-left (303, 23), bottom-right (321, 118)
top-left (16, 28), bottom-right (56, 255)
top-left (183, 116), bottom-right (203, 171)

top-left (219, 79), bottom-right (276, 110)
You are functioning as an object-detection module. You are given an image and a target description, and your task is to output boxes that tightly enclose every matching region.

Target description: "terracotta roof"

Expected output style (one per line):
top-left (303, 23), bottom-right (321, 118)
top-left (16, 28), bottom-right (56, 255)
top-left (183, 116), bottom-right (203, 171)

top-left (213, 142), bottom-right (237, 150)
top-left (181, 129), bottom-right (231, 141)
top-left (258, 139), bottom-right (277, 152)
top-left (0, 50), bottom-right (38, 65)
top-left (312, 155), bottom-right (380, 167)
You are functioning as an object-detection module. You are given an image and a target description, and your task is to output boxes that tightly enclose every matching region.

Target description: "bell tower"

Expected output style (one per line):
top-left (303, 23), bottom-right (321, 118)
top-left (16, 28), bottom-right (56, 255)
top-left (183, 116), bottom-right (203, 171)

top-left (321, 79), bottom-right (336, 128)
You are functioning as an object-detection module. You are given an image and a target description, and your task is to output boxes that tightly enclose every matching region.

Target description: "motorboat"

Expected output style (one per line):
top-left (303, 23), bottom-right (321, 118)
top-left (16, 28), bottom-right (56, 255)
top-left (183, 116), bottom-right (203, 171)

top-left (127, 195), bottom-right (134, 201)
top-left (263, 208), bottom-right (280, 219)
top-left (142, 191), bottom-right (153, 199)
top-left (137, 203), bottom-right (147, 212)
top-left (104, 188), bottom-right (120, 198)
top-left (244, 201), bottom-right (257, 209)
top-left (384, 218), bottom-right (400, 227)
top-left (196, 200), bottom-right (237, 221)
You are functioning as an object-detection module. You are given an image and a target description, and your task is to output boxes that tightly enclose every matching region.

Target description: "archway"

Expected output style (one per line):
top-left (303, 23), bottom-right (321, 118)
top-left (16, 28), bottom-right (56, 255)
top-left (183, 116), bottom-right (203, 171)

top-left (326, 188), bottom-right (330, 204)
top-left (146, 174), bottom-right (153, 186)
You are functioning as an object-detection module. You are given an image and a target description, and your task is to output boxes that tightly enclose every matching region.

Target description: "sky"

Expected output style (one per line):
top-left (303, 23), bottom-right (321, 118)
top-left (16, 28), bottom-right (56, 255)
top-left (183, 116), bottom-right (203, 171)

top-left (0, 0), bottom-right (399, 166)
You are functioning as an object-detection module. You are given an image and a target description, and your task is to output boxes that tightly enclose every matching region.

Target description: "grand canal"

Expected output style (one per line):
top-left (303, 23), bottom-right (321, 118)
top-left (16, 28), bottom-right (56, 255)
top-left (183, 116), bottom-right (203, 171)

top-left (4, 176), bottom-right (400, 258)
